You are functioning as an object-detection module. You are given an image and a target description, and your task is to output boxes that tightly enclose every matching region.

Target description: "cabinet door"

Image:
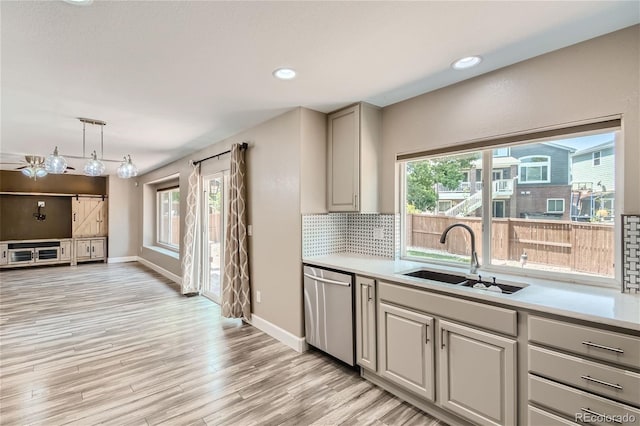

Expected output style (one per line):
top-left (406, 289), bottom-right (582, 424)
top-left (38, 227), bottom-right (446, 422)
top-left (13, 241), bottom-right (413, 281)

top-left (76, 240), bottom-right (91, 259)
top-left (438, 320), bottom-right (516, 426)
top-left (59, 241), bottom-right (71, 261)
top-left (356, 276), bottom-right (377, 371)
top-left (91, 239), bottom-right (105, 259)
top-left (327, 104), bottom-right (360, 212)
top-left (73, 197), bottom-right (107, 237)
top-left (378, 302), bottom-right (434, 401)
top-left (0, 244), bottom-right (7, 265)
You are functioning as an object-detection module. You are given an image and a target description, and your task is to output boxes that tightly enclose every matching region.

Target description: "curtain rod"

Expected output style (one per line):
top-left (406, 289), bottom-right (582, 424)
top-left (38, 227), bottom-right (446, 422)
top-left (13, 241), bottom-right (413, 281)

top-left (192, 142), bottom-right (248, 166)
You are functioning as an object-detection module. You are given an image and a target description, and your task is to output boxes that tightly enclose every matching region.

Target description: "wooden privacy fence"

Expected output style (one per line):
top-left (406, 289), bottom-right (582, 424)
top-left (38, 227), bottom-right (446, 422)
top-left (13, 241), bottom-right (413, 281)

top-left (170, 212), bottom-right (222, 245)
top-left (406, 214), bottom-right (615, 277)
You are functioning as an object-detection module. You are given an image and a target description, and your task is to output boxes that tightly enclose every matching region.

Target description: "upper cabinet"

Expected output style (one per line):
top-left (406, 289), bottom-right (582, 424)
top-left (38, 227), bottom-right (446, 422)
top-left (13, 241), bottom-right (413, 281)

top-left (327, 103), bottom-right (381, 212)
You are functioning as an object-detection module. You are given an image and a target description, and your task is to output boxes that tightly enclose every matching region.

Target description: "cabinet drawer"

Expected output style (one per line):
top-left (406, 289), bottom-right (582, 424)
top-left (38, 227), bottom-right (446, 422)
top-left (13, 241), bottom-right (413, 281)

top-left (529, 316), bottom-right (640, 369)
top-left (529, 346), bottom-right (640, 407)
top-left (529, 375), bottom-right (640, 425)
top-left (378, 281), bottom-right (516, 336)
top-left (528, 405), bottom-right (578, 425)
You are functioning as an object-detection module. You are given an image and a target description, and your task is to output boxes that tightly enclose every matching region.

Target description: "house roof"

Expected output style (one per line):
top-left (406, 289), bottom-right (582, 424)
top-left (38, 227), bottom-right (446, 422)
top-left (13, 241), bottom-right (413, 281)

top-left (572, 140), bottom-right (615, 156)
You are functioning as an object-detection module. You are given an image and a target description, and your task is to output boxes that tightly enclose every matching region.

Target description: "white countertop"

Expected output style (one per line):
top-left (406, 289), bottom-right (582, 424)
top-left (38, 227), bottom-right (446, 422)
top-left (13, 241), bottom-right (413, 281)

top-left (303, 253), bottom-right (640, 332)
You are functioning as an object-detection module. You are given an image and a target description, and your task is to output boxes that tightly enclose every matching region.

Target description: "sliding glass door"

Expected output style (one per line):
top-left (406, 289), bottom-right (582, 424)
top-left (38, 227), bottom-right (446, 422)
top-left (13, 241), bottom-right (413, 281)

top-left (202, 172), bottom-right (228, 304)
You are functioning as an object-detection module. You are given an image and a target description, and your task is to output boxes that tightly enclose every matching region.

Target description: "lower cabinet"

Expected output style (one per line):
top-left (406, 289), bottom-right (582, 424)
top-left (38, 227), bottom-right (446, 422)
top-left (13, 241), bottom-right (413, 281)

top-left (0, 243), bottom-right (7, 265)
top-left (438, 320), bottom-right (517, 426)
top-left (361, 280), bottom-right (518, 426)
top-left (59, 240), bottom-right (72, 261)
top-left (355, 276), bottom-right (377, 371)
top-left (76, 237), bottom-right (106, 262)
top-left (378, 302), bottom-right (435, 401)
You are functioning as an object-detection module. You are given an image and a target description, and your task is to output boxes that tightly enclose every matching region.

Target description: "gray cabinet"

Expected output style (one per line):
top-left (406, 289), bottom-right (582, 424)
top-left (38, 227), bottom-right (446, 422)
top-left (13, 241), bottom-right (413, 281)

top-left (76, 237), bottom-right (106, 262)
top-left (355, 276), bottom-right (377, 371)
top-left (378, 302), bottom-right (435, 401)
top-left (527, 315), bottom-right (640, 424)
top-left (438, 320), bottom-right (517, 426)
top-left (327, 103), bottom-right (381, 212)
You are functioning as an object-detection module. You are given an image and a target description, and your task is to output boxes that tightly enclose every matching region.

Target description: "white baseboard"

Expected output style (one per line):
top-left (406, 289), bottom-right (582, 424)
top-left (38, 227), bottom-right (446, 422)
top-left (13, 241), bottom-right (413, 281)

top-left (137, 257), bottom-right (182, 285)
top-left (249, 314), bottom-right (308, 353)
top-left (108, 256), bottom-right (138, 264)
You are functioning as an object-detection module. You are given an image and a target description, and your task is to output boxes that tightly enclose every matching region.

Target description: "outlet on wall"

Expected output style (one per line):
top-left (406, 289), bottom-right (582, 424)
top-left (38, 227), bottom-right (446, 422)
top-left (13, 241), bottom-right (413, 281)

top-left (38, 201), bottom-right (45, 207)
top-left (373, 228), bottom-right (384, 240)
top-left (256, 290), bottom-right (261, 303)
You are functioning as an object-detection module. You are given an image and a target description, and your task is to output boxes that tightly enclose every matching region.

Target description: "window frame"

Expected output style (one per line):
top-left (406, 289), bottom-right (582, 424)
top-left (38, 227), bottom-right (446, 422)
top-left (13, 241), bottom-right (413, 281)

top-left (399, 126), bottom-right (621, 289)
top-left (593, 151), bottom-right (601, 166)
top-left (546, 198), bottom-right (565, 214)
top-left (518, 155), bottom-right (551, 184)
top-left (156, 187), bottom-right (180, 251)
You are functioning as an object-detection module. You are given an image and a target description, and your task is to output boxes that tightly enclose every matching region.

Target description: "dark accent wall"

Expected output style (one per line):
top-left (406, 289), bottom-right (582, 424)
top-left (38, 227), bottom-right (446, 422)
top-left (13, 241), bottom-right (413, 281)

top-left (0, 171), bottom-right (107, 195)
top-left (0, 195), bottom-right (72, 240)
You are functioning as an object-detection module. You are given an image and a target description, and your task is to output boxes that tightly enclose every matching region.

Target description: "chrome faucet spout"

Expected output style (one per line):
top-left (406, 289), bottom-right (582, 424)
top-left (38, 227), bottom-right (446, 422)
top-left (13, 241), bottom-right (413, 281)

top-left (439, 223), bottom-right (480, 274)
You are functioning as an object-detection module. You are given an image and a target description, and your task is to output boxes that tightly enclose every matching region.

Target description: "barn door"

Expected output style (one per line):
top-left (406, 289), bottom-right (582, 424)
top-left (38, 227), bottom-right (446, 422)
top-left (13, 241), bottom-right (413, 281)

top-left (72, 197), bottom-right (107, 237)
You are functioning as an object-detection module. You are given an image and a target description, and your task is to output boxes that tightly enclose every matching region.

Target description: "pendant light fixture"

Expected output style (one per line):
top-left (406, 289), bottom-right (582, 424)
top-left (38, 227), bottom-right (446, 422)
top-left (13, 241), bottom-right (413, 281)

top-left (117, 155), bottom-right (138, 178)
top-left (76, 117), bottom-right (138, 178)
top-left (15, 117), bottom-right (138, 179)
top-left (84, 150), bottom-right (106, 176)
top-left (45, 146), bottom-right (68, 174)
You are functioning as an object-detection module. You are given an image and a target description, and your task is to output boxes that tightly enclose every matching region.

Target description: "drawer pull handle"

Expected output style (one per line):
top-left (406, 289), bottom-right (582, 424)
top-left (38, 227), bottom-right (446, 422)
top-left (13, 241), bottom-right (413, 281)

top-left (582, 341), bottom-right (624, 354)
top-left (580, 375), bottom-right (623, 390)
top-left (580, 408), bottom-right (623, 424)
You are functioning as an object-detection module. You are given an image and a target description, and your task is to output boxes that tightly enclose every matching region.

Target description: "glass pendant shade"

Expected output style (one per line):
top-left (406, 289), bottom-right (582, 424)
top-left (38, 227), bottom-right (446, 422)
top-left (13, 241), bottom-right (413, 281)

top-left (84, 151), bottom-right (105, 176)
top-left (21, 166), bottom-right (48, 179)
top-left (116, 155), bottom-right (138, 179)
top-left (45, 146), bottom-right (68, 174)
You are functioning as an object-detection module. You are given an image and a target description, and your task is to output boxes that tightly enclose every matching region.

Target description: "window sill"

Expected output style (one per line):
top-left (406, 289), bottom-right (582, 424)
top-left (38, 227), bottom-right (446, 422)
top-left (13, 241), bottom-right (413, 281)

top-left (144, 245), bottom-right (179, 259)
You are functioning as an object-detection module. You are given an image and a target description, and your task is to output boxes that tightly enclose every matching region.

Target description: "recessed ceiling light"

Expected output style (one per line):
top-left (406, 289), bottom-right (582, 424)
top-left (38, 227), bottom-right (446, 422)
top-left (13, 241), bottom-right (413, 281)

top-left (273, 67), bottom-right (297, 80)
top-left (451, 56), bottom-right (482, 70)
top-left (62, 0), bottom-right (94, 5)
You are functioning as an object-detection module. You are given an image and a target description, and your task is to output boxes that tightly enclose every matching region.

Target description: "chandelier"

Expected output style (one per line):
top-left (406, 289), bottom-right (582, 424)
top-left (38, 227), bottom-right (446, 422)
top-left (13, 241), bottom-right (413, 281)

top-left (43, 118), bottom-right (138, 179)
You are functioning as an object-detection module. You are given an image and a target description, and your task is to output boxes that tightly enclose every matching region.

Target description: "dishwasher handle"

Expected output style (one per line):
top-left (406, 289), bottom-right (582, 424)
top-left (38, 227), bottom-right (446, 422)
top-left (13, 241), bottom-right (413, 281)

top-left (303, 273), bottom-right (351, 287)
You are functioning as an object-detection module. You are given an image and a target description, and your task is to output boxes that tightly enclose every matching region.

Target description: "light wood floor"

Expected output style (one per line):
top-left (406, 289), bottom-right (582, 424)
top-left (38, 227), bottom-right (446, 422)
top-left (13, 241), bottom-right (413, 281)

top-left (0, 262), bottom-right (444, 426)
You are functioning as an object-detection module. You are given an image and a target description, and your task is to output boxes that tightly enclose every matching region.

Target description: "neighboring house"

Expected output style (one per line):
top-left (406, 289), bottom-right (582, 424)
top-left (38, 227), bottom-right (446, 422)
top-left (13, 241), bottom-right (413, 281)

top-left (437, 143), bottom-right (575, 220)
top-left (570, 141), bottom-right (615, 222)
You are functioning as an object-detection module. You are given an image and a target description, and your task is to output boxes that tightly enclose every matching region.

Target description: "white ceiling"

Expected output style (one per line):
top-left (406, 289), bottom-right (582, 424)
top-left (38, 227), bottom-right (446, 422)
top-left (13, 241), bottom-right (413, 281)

top-left (1, 1), bottom-right (638, 175)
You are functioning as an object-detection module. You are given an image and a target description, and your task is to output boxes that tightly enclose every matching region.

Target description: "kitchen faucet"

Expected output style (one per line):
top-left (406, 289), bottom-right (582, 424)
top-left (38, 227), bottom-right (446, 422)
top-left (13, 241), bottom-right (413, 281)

top-left (439, 223), bottom-right (480, 274)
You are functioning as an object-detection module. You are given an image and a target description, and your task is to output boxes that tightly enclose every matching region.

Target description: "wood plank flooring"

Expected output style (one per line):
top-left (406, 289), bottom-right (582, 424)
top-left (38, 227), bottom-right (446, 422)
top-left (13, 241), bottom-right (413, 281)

top-left (0, 262), bottom-right (444, 426)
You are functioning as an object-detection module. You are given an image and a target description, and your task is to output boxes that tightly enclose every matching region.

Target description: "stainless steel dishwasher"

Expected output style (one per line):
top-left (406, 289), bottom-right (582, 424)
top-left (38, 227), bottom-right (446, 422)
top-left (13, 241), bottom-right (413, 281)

top-left (303, 265), bottom-right (354, 366)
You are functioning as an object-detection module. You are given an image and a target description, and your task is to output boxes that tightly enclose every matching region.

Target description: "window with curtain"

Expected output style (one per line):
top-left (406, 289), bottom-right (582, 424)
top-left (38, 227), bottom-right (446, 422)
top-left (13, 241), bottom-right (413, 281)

top-left (157, 187), bottom-right (180, 249)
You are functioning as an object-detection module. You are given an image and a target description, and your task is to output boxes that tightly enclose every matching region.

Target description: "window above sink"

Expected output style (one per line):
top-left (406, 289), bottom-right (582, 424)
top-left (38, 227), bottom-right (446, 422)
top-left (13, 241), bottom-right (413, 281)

top-left (399, 125), bottom-right (621, 289)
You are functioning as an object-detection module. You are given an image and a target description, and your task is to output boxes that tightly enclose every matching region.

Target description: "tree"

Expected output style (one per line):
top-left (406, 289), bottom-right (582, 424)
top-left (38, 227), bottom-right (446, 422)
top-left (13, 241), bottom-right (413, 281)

top-left (406, 157), bottom-right (475, 212)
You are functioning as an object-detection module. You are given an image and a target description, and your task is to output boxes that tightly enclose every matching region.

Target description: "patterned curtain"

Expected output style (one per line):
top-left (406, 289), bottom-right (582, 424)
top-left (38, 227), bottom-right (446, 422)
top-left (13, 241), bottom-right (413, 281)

top-left (222, 143), bottom-right (251, 319)
top-left (181, 162), bottom-right (202, 295)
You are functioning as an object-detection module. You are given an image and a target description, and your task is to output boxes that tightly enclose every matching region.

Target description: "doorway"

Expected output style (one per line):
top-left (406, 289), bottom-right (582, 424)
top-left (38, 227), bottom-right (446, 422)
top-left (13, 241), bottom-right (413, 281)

top-left (202, 172), bottom-right (228, 304)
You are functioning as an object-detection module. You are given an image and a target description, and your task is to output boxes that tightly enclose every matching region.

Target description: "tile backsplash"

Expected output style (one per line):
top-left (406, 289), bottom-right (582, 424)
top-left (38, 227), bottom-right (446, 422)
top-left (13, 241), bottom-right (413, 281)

top-left (302, 213), bottom-right (398, 258)
top-left (302, 214), bottom-right (347, 257)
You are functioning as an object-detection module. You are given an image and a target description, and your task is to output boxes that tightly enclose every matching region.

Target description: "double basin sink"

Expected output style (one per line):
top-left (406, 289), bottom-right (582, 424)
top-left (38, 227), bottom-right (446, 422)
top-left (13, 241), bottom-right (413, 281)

top-left (402, 269), bottom-right (527, 295)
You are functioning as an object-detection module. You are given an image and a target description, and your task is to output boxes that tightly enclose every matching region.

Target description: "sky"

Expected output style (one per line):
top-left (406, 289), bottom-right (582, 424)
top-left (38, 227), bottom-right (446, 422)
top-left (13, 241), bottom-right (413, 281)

top-left (552, 131), bottom-right (615, 151)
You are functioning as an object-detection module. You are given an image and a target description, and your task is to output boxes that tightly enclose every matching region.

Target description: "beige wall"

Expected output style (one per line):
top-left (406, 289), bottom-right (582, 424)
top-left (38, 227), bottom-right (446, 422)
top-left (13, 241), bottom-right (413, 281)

top-left (134, 107), bottom-right (325, 337)
top-left (381, 25), bottom-right (639, 214)
top-left (300, 108), bottom-right (328, 214)
top-left (107, 177), bottom-right (139, 259)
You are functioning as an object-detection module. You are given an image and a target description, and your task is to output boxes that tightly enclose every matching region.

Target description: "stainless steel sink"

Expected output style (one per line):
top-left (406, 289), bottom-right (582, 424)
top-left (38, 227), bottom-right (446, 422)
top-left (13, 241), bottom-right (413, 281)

top-left (402, 269), bottom-right (527, 295)
top-left (402, 269), bottom-right (467, 284)
top-left (460, 279), bottom-right (527, 294)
